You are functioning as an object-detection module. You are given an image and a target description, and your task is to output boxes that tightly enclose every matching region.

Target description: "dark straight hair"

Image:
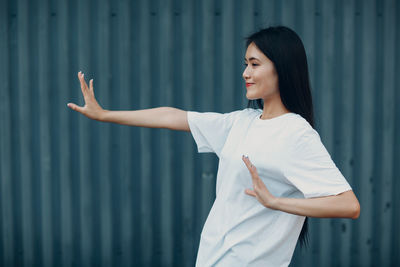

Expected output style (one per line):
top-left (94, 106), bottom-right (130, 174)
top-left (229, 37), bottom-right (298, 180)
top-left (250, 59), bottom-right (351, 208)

top-left (245, 26), bottom-right (314, 249)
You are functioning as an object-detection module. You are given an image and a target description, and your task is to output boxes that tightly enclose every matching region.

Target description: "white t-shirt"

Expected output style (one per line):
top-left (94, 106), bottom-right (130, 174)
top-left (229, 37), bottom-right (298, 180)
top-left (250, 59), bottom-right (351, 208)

top-left (187, 108), bottom-right (352, 267)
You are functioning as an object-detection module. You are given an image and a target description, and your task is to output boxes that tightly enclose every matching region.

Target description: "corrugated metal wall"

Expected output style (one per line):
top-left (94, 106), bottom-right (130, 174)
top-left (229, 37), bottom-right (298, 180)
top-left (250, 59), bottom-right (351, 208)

top-left (0, 0), bottom-right (399, 266)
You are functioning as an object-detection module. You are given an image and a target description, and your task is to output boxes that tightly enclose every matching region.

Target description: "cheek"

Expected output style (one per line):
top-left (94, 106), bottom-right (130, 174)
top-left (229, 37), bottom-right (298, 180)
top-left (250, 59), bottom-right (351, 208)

top-left (258, 70), bottom-right (278, 91)
top-left (270, 74), bottom-right (279, 89)
top-left (269, 67), bottom-right (280, 87)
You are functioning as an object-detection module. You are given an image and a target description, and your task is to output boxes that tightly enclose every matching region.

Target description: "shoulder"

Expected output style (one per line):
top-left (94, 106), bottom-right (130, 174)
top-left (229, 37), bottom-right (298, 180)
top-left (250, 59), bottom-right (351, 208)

top-left (285, 113), bottom-right (321, 147)
top-left (187, 108), bottom-right (256, 128)
top-left (286, 113), bottom-right (315, 133)
top-left (230, 108), bottom-right (263, 126)
top-left (234, 108), bottom-right (262, 118)
top-left (218, 108), bottom-right (261, 122)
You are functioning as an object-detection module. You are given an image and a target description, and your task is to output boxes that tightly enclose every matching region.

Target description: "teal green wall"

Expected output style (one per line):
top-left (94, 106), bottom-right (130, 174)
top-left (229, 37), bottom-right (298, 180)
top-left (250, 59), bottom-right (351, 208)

top-left (0, 0), bottom-right (399, 266)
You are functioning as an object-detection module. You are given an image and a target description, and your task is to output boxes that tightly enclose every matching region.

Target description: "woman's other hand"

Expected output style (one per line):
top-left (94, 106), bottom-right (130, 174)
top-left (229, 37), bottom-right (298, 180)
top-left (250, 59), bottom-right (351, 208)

top-left (67, 71), bottom-right (106, 121)
top-left (242, 155), bottom-right (277, 209)
top-left (242, 155), bottom-right (360, 218)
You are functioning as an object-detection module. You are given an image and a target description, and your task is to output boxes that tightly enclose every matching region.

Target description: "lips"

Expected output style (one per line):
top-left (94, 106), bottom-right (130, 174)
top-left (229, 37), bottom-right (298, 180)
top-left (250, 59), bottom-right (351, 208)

top-left (246, 83), bottom-right (254, 87)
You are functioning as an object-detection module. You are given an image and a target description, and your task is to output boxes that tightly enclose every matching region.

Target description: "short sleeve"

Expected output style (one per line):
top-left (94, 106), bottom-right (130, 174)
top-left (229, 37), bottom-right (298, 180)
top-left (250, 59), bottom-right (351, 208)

top-left (187, 110), bottom-right (241, 157)
top-left (283, 128), bottom-right (352, 199)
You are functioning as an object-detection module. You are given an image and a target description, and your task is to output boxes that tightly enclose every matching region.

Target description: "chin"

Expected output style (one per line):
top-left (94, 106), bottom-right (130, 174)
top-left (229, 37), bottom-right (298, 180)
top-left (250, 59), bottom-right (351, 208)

top-left (246, 92), bottom-right (260, 100)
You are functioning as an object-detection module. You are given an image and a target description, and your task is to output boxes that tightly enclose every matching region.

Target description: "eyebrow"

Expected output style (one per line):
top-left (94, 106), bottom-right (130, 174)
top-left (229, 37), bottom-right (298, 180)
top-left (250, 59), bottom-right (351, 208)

top-left (244, 57), bottom-right (260, 61)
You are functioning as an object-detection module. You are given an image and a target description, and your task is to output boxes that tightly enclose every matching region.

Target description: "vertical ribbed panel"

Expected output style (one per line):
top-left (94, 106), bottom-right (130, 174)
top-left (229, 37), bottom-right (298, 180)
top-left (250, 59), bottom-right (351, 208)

top-left (1, 0), bottom-right (399, 266)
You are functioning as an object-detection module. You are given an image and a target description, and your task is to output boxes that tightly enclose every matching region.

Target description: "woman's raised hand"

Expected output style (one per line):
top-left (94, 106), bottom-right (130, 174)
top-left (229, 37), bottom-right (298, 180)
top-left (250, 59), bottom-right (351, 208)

top-left (67, 71), bottom-right (106, 120)
top-left (242, 155), bottom-right (278, 209)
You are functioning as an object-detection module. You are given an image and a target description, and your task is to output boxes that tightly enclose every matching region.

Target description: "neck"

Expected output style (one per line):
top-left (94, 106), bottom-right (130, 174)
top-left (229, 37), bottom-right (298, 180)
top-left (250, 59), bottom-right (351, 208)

top-left (260, 94), bottom-right (290, 119)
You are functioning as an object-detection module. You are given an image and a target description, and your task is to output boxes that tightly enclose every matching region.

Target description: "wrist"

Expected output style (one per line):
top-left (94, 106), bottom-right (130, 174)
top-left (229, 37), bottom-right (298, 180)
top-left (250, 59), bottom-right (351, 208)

top-left (98, 109), bottom-right (109, 121)
top-left (268, 197), bottom-right (280, 210)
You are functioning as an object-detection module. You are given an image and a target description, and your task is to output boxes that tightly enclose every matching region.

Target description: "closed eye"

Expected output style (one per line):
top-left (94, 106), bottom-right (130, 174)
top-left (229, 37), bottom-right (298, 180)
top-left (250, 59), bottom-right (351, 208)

top-left (243, 63), bottom-right (259, 67)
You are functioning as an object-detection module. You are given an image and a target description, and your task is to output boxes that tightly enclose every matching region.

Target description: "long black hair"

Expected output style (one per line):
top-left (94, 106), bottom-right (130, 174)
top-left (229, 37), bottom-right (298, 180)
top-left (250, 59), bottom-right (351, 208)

top-left (245, 26), bottom-right (314, 249)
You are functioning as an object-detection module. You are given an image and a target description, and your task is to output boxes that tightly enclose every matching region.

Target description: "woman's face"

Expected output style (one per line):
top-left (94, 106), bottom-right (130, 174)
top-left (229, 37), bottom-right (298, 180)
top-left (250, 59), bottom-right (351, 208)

top-left (242, 42), bottom-right (279, 100)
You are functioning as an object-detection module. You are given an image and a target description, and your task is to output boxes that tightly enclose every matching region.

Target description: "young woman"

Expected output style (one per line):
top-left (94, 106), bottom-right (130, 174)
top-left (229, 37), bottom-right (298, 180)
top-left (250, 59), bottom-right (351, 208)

top-left (67, 26), bottom-right (360, 267)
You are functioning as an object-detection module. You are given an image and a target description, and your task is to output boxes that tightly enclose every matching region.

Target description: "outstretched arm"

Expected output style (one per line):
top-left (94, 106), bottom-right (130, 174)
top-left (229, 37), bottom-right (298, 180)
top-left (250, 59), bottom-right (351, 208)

top-left (242, 155), bottom-right (361, 219)
top-left (67, 72), bottom-right (190, 131)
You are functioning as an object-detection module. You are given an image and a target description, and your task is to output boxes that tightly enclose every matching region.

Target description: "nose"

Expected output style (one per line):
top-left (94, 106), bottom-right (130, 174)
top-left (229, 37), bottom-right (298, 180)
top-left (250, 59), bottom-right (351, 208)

top-left (242, 67), bottom-right (250, 80)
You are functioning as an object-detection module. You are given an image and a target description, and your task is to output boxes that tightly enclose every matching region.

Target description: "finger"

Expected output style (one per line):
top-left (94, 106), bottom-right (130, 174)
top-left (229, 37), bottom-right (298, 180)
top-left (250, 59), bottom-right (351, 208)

top-left (245, 188), bottom-right (257, 197)
top-left (78, 72), bottom-right (89, 94)
top-left (81, 73), bottom-right (89, 89)
top-left (241, 155), bottom-right (267, 191)
top-left (89, 79), bottom-right (94, 94)
top-left (78, 72), bottom-right (92, 103)
top-left (67, 103), bottom-right (84, 113)
top-left (77, 71), bottom-right (85, 86)
top-left (77, 72), bottom-right (85, 92)
top-left (242, 155), bottom-right (257, 176)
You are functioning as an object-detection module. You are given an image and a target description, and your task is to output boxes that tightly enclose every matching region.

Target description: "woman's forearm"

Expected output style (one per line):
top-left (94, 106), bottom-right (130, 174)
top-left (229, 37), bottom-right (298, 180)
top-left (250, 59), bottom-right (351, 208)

top-left (242, 156), bottom-right (361, 220)
top-left (101, 107), bottom-right (190, 131)
top-left (271, 190), bottom-right (360, 219)
top-left (68, 73), bottom-right (190, 131)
